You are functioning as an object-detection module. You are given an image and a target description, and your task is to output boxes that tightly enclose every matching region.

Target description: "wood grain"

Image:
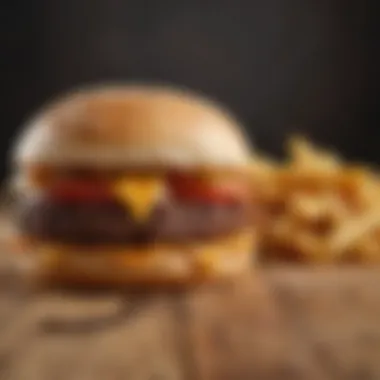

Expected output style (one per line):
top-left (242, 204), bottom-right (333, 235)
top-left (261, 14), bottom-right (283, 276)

top-left (1, 266), bottom-right (380, 380)
top-left (0, 290), bottom-right (184, 380)
top-left (268, 268), bottom-right (380, 380)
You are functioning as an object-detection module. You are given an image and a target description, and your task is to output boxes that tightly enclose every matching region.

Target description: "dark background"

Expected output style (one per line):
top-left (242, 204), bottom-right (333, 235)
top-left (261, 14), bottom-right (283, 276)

top-left (1, 0), bottom-right (379, 181)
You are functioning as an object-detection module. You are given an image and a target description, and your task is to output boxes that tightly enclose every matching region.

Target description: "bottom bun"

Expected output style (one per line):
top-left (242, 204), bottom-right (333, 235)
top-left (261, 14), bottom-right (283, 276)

top-left (16, 230), bottom-right (256, 286)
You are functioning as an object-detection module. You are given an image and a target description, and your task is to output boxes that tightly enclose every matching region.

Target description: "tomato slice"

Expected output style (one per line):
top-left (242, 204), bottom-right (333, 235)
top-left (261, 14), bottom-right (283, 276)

top-left (49, 180), bottom-right (111, 202)
top-left (169, 174), bottom-right (250, 203)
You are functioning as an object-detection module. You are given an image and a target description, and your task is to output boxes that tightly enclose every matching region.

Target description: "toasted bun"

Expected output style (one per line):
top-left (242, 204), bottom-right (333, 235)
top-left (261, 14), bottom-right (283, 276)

top-left (13, 230), bottom-right (255, 286)
top-left (13, 84), bottom-right (252, 170)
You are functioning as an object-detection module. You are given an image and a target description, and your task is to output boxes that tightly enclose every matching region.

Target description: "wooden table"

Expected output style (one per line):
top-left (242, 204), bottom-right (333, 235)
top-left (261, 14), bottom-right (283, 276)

top-left (1, 262), bottom-right (380, 380)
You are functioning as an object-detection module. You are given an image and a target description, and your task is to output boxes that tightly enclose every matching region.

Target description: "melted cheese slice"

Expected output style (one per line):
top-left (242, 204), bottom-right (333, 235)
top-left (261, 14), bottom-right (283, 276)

top-left (112, 177), bottom-right (165, 222)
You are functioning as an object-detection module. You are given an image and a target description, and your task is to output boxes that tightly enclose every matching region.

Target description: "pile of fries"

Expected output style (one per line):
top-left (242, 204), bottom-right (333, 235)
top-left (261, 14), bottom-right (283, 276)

top-left (252, 137), bottom-right (380, 263)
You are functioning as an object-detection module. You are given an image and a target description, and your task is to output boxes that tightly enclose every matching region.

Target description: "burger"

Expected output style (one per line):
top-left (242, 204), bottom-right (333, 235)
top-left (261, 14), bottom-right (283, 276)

top-left (9, 84), bottom-right (256, 286)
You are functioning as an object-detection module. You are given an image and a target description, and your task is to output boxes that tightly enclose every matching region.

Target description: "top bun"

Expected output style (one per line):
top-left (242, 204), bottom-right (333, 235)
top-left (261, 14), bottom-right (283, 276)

top-left (13, 84), bottom-right (252, 169)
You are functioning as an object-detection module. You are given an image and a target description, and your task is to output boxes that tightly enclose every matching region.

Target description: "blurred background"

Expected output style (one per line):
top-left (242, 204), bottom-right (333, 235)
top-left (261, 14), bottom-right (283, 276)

top-left (0, 0), bottom-right (378, 181)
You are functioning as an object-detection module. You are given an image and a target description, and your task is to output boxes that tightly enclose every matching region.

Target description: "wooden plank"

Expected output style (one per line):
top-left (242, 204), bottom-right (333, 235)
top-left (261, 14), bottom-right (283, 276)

top-left (2, 267), bottom-right (380, 380)
top-left (3, 266), bottom-right (380, 380)
top-left (184, 272), bottom-right (329, 380)
top-left (0, 290), bottom-right (185, 380)
top-left (267, 267), bottom-right (380, 380)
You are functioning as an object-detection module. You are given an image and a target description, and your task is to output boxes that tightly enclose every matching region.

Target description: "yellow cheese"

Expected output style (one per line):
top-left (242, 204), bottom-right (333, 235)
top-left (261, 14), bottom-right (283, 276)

top-left (112, 177), bottom-right (164, 222)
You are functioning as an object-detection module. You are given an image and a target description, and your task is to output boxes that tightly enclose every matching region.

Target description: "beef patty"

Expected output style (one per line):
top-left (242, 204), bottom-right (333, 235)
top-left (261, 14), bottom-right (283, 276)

top-left (18, 197), bottom-right (253, 245)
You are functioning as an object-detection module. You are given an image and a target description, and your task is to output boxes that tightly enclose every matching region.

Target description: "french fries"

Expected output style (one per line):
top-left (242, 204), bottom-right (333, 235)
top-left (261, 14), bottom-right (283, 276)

top-left (254, 137), bottom-right (380, 263)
